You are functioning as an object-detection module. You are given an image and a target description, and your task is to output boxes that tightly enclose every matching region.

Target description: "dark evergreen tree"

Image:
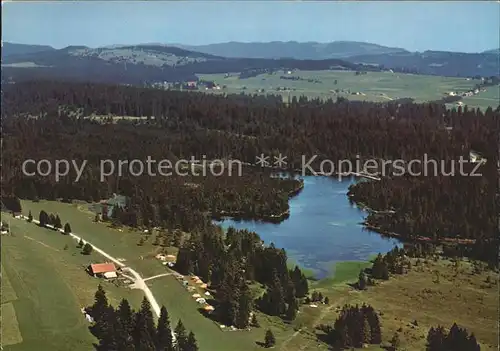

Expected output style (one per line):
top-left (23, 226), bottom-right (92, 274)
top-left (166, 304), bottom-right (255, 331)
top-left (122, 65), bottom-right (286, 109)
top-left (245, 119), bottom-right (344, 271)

top-left (116, 298), bottom-right (134, 346)
top-left (156, 306), bottom-right (173, 351)
top-left (28, 210), bottom-right (33, 222)
top-left (236, 284), bottom-right (252, 329)
top-left (64, 222), bottom-right (72, 234)
top-left (174, 320), bottom-right (188, 351)
top-left (358, 270), bottom-right (367, 290)
top-left (39, 210), bottom-right (48, 227)
top-left (132, 297), bottom-right (156, 351)
top-left (48, 213), bottom-right (56, 226)
top-left (94, 305), bottom-right (119, 351)
top-left (426, 326), bottom-right (445, 351)
top-left (82, 243), bottom-right (93, 255)
top-left (251, 314), bottom-right (260, 327)
top-left (54, 214), bottom-right (62, 229)
top-left (91, 284), bottom-right (109, 322)
top-left (285, 298), bottom-right (298, 321)
top-left (264, 329), bottom-right (276, 348)
top-left (184, 331), bottom-right (198, 351)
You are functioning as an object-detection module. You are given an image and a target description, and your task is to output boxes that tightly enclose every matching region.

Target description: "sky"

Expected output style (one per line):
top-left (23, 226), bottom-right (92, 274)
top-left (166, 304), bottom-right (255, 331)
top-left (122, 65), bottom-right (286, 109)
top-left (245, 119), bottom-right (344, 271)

top-left (2, 1), bottom-right (499, 53)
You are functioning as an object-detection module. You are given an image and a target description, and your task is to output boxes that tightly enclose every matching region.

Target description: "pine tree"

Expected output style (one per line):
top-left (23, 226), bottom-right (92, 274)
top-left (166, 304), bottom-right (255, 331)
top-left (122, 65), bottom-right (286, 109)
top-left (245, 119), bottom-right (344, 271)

top-left (285, 298), bottom-right (298, 321)
top-left (324, 296), bottom-right (330, 305)
top-left (95, 305), bottom-right (119, 351)
top-left (132, 298), bottom-right (156, 351)
top-left (28, 210), bottom-right (33, 222)
top-left (264, 329), bottom-right (276, 348)
top-left (426, 326), bottom-right (445, 351)
top-left (358, 270), bottom-right (367, 290)
top-left (91, 284), bottom-right (109, 322)
top-left (174, 320), bottom-right (188, 351)
top-left (90, 285), bottom-right (112, 342)
top-left (467, 333), bottom-right (480, 351)
top-left (77, 238), bottom-right (84, 248)
top-left (184, 331), bottom-right (198, 351)
top-left (368, 310), bottom-right (382, 344)
top-left (381, 263), bottom-right (390, 280)
top-left (251, 314), bottom-right (260, 327)
top-left (48, 213), bottom-right (56, 226)
top-left (156, 306), bottom-right (173, 351)
top-left (82, 243), bottom-right (93, 255)
top-left (267, 271), bottom-right (286, 316)
top-left (290, 266), bottom-right (308, 298)
top-left (54, 215), bottom-right (62, 229)
top-left (116, 299), bottom-right (134, 341)
top-left (236, 284), bottom-right (252, 329)
top-left (39, 210), bottom-right (48, 227)
top-left (371, 253), bottom-right (384, 279)
top-left (362, 316), bottom-right (371, 344)
top-left (175, 248), bottom-right (193, 275)
top-left (64, 222), bottom-right (72, 234)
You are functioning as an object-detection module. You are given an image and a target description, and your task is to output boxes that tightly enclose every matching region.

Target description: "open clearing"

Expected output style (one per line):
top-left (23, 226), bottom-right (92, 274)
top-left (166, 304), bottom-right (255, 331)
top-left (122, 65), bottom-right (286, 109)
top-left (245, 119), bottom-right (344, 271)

top-left (15, 200), bottom-right (499, 350)
top-left (1, 302), bottom-right (23, 347)
top-left (309, 259), bottom-right (499, 351)
top-left (17, 200), bottom-right (310, 350)
top-left (197, 70), bottom-right (497, 110)
top-left (1, 214), bottom-right (143, 351)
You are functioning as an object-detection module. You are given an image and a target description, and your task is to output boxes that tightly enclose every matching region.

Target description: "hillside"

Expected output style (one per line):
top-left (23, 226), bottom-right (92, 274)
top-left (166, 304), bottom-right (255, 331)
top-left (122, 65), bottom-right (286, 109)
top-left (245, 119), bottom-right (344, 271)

top-left (1, 43), bottom-right (372, 86)
top-left (345, 50), bottom-right (499, 77)
top-left (482, 48), bottom-right (500, 54)
top-left (174, 41), bottom-right (499, 78)
top-left (173, 40), bottom-right (408, 60)
top-left (2, 42), bottom-right (55, 57)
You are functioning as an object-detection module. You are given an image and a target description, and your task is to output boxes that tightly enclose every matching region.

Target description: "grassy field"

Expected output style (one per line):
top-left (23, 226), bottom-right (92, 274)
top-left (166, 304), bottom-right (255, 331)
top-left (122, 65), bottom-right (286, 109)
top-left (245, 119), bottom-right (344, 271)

top-left (313, 260), bottom-right (372, 288)
top-left (197, 70), bottom-right (498, 110)
top-left (308, 259), bottom-right (499, 351)
top-left (460, 84), bottom-right (499, 109)
top-left (12, 200), bottom-right (499, 350)
top-left (1, 213), bottom-right (144, 351)
top-left (16, 200), bottom-right (316, 350)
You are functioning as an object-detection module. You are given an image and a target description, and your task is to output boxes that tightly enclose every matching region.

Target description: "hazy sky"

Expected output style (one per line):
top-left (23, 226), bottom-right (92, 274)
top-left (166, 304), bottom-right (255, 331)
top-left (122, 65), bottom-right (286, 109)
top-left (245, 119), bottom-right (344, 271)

top-left (2, 1), bottom-right (499, 52)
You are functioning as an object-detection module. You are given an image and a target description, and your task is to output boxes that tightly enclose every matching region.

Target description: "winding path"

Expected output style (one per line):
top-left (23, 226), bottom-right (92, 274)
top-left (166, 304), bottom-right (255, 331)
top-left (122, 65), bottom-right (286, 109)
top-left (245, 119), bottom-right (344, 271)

top-left (143, 273), bottom-right (173, 282)
top-left (20, 216), bottom-right (162, 317)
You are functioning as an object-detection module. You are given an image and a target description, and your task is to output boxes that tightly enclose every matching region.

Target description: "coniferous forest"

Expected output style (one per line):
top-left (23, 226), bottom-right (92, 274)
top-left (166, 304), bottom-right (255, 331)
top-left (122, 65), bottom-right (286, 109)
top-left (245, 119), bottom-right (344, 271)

top-left (88, 285), bottom-right (198, 351)
top-left (3, 81), bottom-right (498, 258)
top-left (1, 80), bottom-right (499, 348)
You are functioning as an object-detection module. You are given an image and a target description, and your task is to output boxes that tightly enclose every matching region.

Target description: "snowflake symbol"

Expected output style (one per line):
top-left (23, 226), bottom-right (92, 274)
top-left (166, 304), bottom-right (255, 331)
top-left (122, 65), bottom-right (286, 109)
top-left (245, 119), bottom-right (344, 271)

top-left (274, 154), bottom-right (287, 168)
top-left (255, 153), bottom-right (270, 167)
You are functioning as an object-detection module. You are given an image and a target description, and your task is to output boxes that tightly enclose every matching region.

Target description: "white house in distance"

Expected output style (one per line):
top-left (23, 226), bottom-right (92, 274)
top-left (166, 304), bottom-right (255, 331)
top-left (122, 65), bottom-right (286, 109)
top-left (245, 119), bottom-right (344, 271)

top-left (88, 262), bottom-right (118, 279)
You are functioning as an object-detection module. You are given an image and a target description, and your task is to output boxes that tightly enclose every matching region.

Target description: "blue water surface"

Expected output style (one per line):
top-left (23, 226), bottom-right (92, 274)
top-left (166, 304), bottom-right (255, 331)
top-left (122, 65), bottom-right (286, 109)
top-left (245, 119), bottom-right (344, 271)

top-left (215, 176), bottom-right (400, 279)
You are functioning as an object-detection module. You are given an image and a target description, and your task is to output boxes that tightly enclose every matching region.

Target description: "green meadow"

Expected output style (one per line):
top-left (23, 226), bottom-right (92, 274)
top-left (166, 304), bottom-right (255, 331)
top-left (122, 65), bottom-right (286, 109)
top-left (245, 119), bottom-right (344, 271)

top-left (197, 70), bottom-right (498, 110)
top-left (1, 214), bottom-right (143, 351)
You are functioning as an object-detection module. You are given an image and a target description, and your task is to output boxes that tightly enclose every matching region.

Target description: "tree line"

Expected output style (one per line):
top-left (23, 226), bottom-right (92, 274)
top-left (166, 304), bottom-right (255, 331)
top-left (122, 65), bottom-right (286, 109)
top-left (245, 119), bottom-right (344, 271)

top-left (89, 285), bottom-right (198, 351)
top-left (426, 323), bottom-right (480, 351)
top-left (174, 226), bottom-right (309, 326)
top-left (318, 304), bottom-right (382, 349)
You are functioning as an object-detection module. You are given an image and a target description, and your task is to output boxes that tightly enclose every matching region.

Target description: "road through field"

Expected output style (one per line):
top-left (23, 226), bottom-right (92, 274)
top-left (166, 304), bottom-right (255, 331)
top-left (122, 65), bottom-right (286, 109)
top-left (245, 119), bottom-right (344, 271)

top-left (19, 216), bottom-right (162, 317)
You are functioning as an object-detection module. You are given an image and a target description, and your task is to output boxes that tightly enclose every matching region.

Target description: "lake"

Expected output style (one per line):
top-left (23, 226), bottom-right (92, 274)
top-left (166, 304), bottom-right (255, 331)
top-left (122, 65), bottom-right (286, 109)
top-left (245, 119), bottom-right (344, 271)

top-left (215, 175), bottom-right (401, 279)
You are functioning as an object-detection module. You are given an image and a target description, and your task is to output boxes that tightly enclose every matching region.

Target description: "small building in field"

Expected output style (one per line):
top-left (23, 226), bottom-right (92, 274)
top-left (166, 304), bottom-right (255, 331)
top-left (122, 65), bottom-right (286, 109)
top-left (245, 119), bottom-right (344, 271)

top-left (88, 263), bottom-right (117, 279)
top-left (204, 305), bottom-right (215, 313)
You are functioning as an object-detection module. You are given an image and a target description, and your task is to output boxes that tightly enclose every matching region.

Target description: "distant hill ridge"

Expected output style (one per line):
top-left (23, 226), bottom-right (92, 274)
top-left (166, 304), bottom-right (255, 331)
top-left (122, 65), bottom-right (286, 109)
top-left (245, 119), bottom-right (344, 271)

top-left (171, 40), bottom-right (409, 60)
top-left (2, 41), bottom-right (498, 86)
